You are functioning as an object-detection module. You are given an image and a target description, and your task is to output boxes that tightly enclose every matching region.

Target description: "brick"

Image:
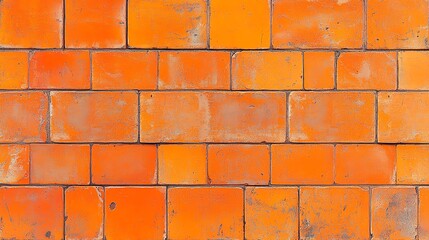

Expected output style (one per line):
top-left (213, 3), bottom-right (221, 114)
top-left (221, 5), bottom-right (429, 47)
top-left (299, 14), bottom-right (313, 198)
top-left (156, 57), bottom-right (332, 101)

top-left (245, 187), bottom-right (298, 239)
top-left (335, 144), bottom-right (396, 184)
top-left (397, 145), bottom-right (429, 184)
top-left (304, 51), bottom-right (335, 90)
top-left (337, 52), bottom-right (397, 90)
top-left (159, 51), bottom-right (230, 90)
top-left (232, 51), bottom-right (303, 90)
top-left (0, 145), bottom-right (29, 184)
top-left (50, 91), bottom-right (138, 142)
top-left (378, 92), bottom-right (429, 143)
top-left (289, 92), bottom-right (375, 142)
top-left (399, 51), bottom-right (429, 90)
top-left (140, 92), bottom-right (286, 142)
top-left (0, 187), bottom-right (63, 239)
top-left (168, 187), bottom-right (243, 239)
top-left (158, 144), bottom-right (207, 184)
top-left (92, 51), bottom-right (157, 90)
top-left (272, 144), bottom-right (334, 185)
top-left (0, 51), bottom-right (28, 89)
top-left (371, 187), bottom-right (418, 239)
top-left (65, 0), bottom-right (125, 48)
top-left (420, 188), bottom-right (429, 238)
top-left (367, 0), bottom-right (429, 49)
top-left (273, 0), bottom-right (363, 48)
top-left (0, 0), bottom-right (63, 48)
top-left (0, 92), bottom-right (48, 143)
top-left (208, 144), bottom-right (270, 185)
top-left (29, 51), bottom-right (90, 89)
top-left (65, 187), bottom-right (103, 240)
top-left (300, 187), bottom-right (369, 239)
top-left (210, 0), bottom-right (270, 49)
top-left (92, 144), bottom-right (157, 184)
top-left (129, 0), bottom-right (207, 48)
top-left (105, 187), bottom-right (166, 239)
top-left (30, 144), bottom-right (90, 184)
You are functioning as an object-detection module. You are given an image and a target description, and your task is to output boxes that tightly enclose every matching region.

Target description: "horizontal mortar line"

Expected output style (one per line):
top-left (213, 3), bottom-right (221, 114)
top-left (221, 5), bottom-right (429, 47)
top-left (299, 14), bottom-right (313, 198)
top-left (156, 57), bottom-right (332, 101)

top-left (2, 48), bottom-right (429, 51)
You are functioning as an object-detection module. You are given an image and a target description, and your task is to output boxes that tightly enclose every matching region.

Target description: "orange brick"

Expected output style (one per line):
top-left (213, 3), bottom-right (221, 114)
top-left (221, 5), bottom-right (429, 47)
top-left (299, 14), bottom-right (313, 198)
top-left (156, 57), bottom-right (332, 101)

top-left (210, 0), bottom-right (270, 49)
top-left (0, 51), bottom-right (28, 89)
top-left (273, 0), bottom-right (363, 48)
top-left (0, 0), bottom-right (63, 48)
top-left (337, 52), bottom-right (397, 90)
top-left (30, 144), bottom-right (90, 184)
top-left (208, 144), bottom-right (270, 185)
top-left (129, 0), bottom-right (207, 48)
top-left (50, 92), bottom-right (138, 142)
top-left (92, 144), bottom-right (157, 184)
top-left (399, 51), bottom-right (429, 90)
top-left (420, 188), bottom-right (429, 238)
top-left (159, 51), bottom-right (230, 90)
top-left (232, 51), bottom-right (303, 90)
top-left (0, 92), bottom-right (48, 142)
top-left (335, 144), bottom-right (396, 184)
top-left (168, 187), bottom-right (243, 239)
top-left (271, 144), bottom-right (334, 184)
top-left (0, 145), bottom-right (29, 184)
top-left (105, 187), bottom-right (166, 239)
top-left (158, 144), bottom-right (207, 184)
top-left (29, 51), bottom-right (90, 89)
top-left (289, 92), bottom-right (375, 142)
top-left (304, 51), bottom-right (335, 90)
top-left (379, 92), bottom-right (429, 143)
top-left (0, 187), bottom-right (63, 239)
top-left (367, 0), bottom-right (429, 49)
top-left (245, 187), bottom-right (298, 239)
top-left (140, 92), bottom-right (286, 142)
top-left (65, 187), bottom-right (103, 240)
top-left (92, 51), bottom-right (157, 90)
top-left (300, 187), bottom-right (369, 239)
top-left (397, 145), bottom-right (429, 184)
top-left (65, 0), bottom-right (125, 48)
top-left (371, 187), bottom-right (417, 239)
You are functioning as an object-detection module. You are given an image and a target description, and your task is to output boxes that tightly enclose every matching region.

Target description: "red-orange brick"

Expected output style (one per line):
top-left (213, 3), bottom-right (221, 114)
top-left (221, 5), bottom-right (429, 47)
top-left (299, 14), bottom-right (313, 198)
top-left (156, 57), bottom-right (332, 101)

top-left (420, 187), bottom-right (429, 238)
top-left (399, 51), bottom-right (429, 90)
top-left (397, 145), bottom-right (429, 184)
top-left (0, 145), bottom-right (29, 184)
top-left (304, 51), bottom-right (335, 90)
top-left (0, 51), bottom-right (28, 89)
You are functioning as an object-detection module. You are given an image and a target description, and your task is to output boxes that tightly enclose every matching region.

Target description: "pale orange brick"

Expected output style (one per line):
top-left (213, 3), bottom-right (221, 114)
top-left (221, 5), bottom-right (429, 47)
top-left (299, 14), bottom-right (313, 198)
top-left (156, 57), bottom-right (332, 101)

top-left (420, 188), bottom-right (429, 239)
top-left (129, 0), bottom-right (207, 48)
top-left (208, 144), bottom-right (270, 185)
top-left (0, 92), bottom-right (48, 142)
top-left (273, 0), bottom-right (363, 48)
top-left (158, 144), bottom-right (207, 184)
top-left (29, 51), bottom-right (90, 89)
top-left (399, 51), bottom-right (429, 90)
top-left (397, 145), bottom-right (429, 184)
top-left (245, 187), bottom-right (298, 240)
top-left (378, 92), bottom-right (429, 143)
top-left (210, 0), bottom-right (270, 49)
top-left (0, 145), bottom-right (29, 184)
top-left (159, 51), bottom-right (230, 90)
top-left (337, 52), bottom-right (397, 90)
top-left (30, 144), bottom-right (90, 185)
top-left (304, 51), bottom-right (335, 90)
top-left (0, 51), bottom-right (28, 89)
top-left (92, 144), bottom-right (157, 185)
top-left (50, 92), bottom-right (138, 142)
top-left (371, 187), bottom-right (418, 239)
top-left (232, 51), bottom-right (303, 90)
top-left (272, 144), bottom-right (334, 184)
top-left (168, 187), bottom-right (243, 239)
top-left (0, 187), bottom-right (63, 239)
top-left (367, 0), bottom-right (429, 49)
top-left (105, 187), bottom-right (166, 239)
top-left (289, 92), bottom-right (375, 142)
top-left (65, 187), bottom-right (103, 240)
top-left (92, 51), bottom-right (157, 90)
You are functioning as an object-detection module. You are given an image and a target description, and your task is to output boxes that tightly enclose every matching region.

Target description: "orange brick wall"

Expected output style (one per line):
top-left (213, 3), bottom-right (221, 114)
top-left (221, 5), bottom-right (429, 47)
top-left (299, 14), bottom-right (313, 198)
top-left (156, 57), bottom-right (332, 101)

top-left (0, 0), bottom-right (428, 239)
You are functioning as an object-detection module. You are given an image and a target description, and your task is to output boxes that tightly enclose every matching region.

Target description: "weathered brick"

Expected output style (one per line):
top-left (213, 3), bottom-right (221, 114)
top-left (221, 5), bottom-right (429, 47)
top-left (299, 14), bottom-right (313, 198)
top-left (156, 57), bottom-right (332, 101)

top-left (397, 145), bottom-right (429, 184)
top-left (420, 187), bottom-right (429, 239)
top-left (304, 51), bottom-right (335, 90)
top-left (399, 51), bottom-right (429, 90)
top-left (0, 51), bottom-right (28, 89)
top-left (0, 145), bottom-right (29, 184)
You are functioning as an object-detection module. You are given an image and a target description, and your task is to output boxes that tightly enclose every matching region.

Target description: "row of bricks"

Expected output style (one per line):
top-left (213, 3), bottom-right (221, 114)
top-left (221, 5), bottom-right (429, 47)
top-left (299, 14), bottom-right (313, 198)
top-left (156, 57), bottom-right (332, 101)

top-left (1, 186), bottom-right (429, 239)
top-left (3, 50), bottom-right (429, 90)
top-left (1, 0), bottom-right (428, 49)
top-left (2, 91), bottom-right (429, 143)
top-left (2, 143), bottom-right (429, 185)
